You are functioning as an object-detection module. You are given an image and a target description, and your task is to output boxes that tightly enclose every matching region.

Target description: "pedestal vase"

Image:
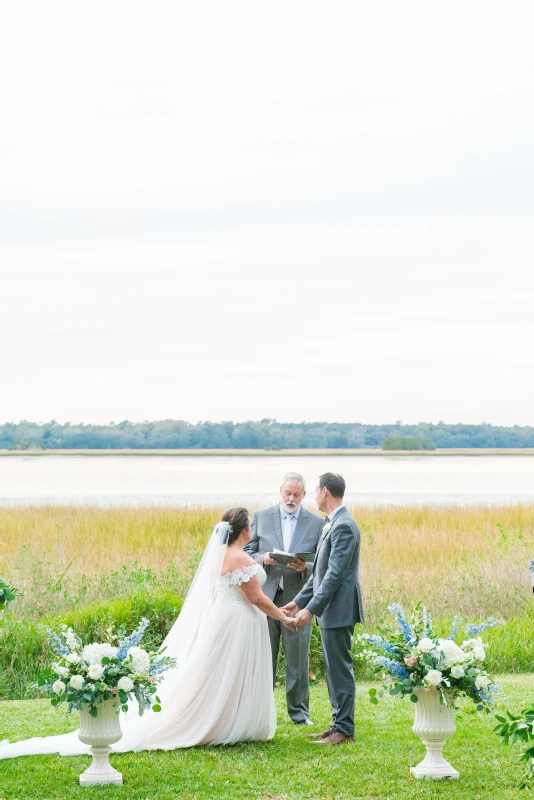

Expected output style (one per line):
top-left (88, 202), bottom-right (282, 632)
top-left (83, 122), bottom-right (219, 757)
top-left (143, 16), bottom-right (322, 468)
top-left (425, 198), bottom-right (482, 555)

top-left (410, 688), bottom-right (459, 779)
top-left (78, 698), bottom-right (123, 786)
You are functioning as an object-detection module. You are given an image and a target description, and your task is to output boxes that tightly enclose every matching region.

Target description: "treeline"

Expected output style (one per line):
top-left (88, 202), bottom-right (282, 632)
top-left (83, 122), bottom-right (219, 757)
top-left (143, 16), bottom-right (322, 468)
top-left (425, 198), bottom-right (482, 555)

top-left (1, 420), bottom-right (534, 449)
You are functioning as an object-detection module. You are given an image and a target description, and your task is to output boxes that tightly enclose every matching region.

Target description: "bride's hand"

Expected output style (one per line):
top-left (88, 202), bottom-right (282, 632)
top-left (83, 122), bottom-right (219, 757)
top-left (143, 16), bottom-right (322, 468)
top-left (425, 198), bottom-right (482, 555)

top-left (281, 616), bottom-right (298, 632)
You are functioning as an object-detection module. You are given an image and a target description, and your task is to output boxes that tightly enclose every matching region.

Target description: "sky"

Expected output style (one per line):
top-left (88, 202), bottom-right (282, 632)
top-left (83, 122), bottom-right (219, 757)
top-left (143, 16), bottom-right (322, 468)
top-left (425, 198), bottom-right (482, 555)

top-left (1, 0), bottom-right (533, 426)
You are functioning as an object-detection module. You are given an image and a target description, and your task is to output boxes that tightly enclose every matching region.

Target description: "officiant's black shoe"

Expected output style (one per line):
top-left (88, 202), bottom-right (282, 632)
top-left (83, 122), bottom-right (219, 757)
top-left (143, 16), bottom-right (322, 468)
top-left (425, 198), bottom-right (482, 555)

top-left (312, 731), bottom-right (354, 745)
top-left (308, 726), bottom-right (336, 739)
top-left (294, 718), bottom-right (314, 726)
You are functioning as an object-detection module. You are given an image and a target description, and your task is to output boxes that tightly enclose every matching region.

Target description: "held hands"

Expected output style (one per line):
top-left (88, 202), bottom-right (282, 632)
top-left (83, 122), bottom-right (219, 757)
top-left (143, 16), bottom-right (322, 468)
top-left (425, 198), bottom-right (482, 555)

top-left (281, 615), bottom-right (298, 632)
top-left (281, 601), bottom-right (300, 616)
top-left (280, 602), bottom-right (312, 629)
top-left (294, 609), bottom-right (313, 628)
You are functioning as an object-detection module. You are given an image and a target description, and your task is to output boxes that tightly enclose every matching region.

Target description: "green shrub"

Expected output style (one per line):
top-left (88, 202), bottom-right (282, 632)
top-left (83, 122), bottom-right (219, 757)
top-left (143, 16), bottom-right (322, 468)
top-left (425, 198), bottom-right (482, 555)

top-left (0, 592), bottom-right (182, 700)
top-left (382, 435), bottom-right (436, 450)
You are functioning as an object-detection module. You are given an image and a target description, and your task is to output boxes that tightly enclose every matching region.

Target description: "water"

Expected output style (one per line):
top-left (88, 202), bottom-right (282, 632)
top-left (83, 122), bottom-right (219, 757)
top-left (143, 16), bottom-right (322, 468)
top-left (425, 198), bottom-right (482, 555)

top-left (0, 454), bottom-right (533, 507)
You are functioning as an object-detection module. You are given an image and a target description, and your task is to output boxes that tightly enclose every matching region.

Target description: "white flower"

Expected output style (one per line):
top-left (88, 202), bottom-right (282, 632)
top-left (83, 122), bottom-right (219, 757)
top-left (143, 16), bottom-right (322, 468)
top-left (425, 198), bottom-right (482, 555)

top-left (67, 652), bottom-right (81, 665)
top-left (82, 643), bottom-right (118, 665)
top-left (69, 674), bottom-right (85, 690)
top-left (437, 639), bottom-right (468, 667)
top-left (450, 665), bottom-right (465, 679)
top-left (425, 670), bottom-right (443, 686)
top-left (87, 664), bottom-right (104, 680)
top-left (473, 646), bottom-right (486, 661)
top-left (322, 522), bottom-right (332, 535)
top-left (54, 665), bottom-right (70, 678)
top-left (65, 628), bottom-right (81, 651)
top-left (125, 647), bottom-right (151, 677)
top-left (475, 674), bottom-right (492, 690)
top-left (117, 676), bottom-right (134, 693)
top-left (418, 638), bottom-right (435, 653)
top-left (52, 680), bottom-right (66, 695)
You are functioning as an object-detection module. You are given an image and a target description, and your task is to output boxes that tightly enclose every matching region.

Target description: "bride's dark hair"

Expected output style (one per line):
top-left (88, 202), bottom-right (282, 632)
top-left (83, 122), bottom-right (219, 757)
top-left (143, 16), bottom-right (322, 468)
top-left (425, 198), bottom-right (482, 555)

top-left (221, 507), bottom-right (250, 545)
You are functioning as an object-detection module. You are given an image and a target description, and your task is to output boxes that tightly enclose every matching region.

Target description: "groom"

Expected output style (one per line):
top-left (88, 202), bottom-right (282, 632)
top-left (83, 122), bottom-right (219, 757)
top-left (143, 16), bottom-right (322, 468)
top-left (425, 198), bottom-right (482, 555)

top-left (283, 473), bottom-right (363, 745)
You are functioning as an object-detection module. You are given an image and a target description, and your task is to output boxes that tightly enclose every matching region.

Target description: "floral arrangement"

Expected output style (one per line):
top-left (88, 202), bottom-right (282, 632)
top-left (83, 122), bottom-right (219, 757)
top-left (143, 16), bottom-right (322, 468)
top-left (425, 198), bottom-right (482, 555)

top-left (494, 705), bottom-right (534, 790)
top-left (0, 576), bottom-right (23, 611)
top-left (353, 603), bottom-right (501, 710)
top-left (39, 618), bottom-right (176, 717)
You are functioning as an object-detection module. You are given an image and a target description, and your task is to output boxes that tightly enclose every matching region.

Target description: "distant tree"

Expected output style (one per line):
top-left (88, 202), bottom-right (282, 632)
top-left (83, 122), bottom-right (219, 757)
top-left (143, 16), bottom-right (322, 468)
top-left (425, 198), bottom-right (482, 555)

top-left (382, 435), bottom-right (436, 451)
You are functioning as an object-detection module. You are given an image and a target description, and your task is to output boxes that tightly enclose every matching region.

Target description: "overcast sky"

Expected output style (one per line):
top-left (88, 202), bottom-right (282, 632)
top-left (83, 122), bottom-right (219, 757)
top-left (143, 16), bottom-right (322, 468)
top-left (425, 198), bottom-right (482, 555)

top-left (1, 0), bottom-right (533, 426)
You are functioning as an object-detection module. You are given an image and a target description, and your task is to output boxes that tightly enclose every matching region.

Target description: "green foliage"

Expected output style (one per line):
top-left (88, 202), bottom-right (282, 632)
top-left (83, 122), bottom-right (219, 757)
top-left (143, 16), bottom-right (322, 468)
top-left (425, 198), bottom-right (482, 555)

top-left (2, 418), bottom-right (534, 449)
top-left (382, 435), bottom-right (436, 450)
top-left (0, 592), bottom-right (182, 700)
top-left (0, 576), bottom-right (23, 609)
top-left (494, 705), bottom-right (534, 789)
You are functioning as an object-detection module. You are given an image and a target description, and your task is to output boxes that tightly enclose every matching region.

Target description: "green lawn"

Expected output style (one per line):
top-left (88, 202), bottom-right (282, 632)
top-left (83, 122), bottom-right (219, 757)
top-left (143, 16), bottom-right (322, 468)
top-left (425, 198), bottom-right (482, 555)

top-left (1, 676), bottom-right (532, 800)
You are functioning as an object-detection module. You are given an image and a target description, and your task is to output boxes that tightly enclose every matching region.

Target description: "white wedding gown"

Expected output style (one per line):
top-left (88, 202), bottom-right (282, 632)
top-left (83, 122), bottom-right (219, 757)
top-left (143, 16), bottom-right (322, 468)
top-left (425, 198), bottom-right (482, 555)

top-left (0, 563), bottom-right (276, 758)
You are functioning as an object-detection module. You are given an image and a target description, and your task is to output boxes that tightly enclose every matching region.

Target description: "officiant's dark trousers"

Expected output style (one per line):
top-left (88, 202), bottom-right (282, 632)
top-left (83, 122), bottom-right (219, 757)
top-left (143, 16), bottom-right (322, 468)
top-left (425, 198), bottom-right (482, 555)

top-left (321, 624), bottom-right (355, 737)
top-left (269, 588), bottom-right (312, 724)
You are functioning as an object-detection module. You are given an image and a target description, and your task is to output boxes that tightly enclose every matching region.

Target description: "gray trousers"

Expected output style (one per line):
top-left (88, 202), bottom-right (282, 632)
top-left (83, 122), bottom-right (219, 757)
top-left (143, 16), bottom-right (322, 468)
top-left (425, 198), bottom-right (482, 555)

top-left (268, 588), bottom-right (312, 723)
top-left (321, 625), bottom-right (356, 737)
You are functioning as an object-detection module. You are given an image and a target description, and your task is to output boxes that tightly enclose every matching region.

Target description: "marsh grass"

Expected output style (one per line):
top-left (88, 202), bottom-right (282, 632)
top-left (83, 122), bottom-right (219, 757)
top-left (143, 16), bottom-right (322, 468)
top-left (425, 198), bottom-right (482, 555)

top-left (1, 504), bottom-right (532, 617)
top-left (1, 505), bottom-right (533, 698)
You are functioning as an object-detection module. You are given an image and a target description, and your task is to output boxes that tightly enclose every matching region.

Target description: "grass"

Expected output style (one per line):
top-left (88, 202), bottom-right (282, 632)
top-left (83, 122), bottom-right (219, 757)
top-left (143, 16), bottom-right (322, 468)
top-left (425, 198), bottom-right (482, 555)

top-left (0, 676), bottom-right (533, 799)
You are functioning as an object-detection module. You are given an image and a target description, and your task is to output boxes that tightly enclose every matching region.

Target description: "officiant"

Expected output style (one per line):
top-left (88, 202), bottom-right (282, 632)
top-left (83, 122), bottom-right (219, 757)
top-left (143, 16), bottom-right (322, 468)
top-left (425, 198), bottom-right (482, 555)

top-left (245, 472), bottom-right (323, 725)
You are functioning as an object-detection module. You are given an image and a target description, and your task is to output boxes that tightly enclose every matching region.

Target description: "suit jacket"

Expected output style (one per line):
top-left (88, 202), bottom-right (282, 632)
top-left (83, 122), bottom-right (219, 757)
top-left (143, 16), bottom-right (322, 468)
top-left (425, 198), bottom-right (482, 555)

top-left (245, 505), bottom-right (324, 603)
top-left (294, 507), bottom-right (364, 629)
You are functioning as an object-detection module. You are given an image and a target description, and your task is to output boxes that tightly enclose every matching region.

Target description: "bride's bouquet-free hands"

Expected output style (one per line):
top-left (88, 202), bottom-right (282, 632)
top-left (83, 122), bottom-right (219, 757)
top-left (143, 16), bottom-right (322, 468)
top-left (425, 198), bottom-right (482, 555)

top-left (39, 619), bottom-right (176, 718)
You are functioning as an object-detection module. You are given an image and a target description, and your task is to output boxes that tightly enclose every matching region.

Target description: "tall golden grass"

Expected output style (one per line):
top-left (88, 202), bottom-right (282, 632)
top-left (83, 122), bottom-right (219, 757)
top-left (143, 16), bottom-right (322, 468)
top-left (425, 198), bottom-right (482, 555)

top-left (1, 504), bottom-right (533, 620)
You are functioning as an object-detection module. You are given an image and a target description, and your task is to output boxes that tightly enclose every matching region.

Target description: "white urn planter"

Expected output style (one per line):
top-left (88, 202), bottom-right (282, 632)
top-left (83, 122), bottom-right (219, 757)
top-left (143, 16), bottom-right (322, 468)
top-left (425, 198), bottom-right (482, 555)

top-left (78, 698), bottom-right (123, 786)
top-left (410, 688), bottom-right (460, 779)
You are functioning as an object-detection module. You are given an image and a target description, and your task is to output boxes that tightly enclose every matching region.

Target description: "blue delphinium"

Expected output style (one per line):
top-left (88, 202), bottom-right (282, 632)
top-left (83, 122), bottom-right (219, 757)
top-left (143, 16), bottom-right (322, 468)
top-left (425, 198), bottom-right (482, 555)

top-left (116, 617), bottom-right (150, 661)
top-left (465, 618), bottom-right (499, 637)
top-left (422, 606), bottom-right (433, 637)
top-left (387, 603), bottom-right (413, 642)
top-left (447, 614), bottom-right (463, 641)
top-left (45, 627), bottom-right (69, 657)
top-left (375, 656), bottom-right (410, 679)
top-left (360, 633), bottom-right (401, 656)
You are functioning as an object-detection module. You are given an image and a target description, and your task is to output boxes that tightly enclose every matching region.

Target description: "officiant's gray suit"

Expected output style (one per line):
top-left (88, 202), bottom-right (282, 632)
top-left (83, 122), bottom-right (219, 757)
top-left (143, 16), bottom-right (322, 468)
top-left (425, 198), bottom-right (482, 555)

top-left (245, 505), bottom-right (323, 723)
top-left (294, 506), bottom-right (363, 738)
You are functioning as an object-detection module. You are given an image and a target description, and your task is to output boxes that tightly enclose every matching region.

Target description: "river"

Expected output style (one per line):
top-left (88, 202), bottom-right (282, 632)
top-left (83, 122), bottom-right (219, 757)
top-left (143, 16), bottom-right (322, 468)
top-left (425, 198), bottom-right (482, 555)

top-left (0, 454), bottom-right (533, 507)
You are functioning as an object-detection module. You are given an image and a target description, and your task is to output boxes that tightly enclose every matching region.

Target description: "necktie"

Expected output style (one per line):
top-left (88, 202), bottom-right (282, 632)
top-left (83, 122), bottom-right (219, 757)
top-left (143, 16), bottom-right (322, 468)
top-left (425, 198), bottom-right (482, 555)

top-left (280, 514), bottom-right (293, 591)
top-left (283, 515), bottom-right (293, 551)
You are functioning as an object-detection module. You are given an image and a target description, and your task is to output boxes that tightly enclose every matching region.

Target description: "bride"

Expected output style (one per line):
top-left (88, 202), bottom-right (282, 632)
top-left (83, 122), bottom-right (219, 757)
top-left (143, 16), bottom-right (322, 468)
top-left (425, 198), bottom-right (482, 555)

top-left (0, 507), bottom-right (297, 758)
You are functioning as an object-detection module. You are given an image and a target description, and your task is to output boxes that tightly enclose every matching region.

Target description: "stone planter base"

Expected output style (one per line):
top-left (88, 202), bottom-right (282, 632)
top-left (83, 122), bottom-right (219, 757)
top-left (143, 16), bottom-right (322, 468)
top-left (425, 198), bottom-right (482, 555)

top-left (80, 746), bottom-right (123, 786)
top-left (411, 688), bottom-right (460, 779)
top-left (78, 698), bottom-right (123, 787)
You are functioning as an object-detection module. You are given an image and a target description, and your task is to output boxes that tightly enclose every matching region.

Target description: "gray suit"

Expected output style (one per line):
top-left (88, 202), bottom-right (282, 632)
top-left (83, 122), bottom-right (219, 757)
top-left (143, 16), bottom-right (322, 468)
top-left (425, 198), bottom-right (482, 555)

top-left (294, 506), bottom-right (363, 737)
top-left (245, 504), bottom-right (323, 723)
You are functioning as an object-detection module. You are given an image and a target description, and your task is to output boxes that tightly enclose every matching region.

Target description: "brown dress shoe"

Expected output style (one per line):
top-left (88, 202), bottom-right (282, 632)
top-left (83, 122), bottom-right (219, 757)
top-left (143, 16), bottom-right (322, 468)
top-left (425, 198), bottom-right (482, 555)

top-left (312, 731), bottom-right (354, 745)
top-left (308, 726), bottom-right (337, 740)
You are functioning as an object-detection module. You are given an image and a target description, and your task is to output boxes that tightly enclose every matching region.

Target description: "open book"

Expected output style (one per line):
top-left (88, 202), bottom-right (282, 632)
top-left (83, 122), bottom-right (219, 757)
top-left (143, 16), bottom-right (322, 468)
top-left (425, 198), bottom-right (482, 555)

top-left (271, 548), bottom-right (316, 566)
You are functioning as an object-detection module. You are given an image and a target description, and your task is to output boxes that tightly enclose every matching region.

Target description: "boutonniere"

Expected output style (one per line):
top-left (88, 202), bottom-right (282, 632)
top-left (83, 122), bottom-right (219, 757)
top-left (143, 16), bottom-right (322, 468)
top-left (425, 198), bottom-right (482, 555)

top-left (322, 522), bottom-right (332, 535)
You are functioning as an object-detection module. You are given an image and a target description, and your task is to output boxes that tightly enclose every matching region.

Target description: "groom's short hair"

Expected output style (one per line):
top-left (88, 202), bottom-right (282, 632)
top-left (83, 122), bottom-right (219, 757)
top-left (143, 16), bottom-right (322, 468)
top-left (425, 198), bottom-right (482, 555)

top-left (319, 472), bottom-right (345, 499)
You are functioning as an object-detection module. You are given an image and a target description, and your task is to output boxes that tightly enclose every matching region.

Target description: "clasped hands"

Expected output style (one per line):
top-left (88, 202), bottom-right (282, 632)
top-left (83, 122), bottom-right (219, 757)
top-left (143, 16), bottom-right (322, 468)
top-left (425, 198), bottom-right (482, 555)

top-left (281, 601), bottom-right (312, 629)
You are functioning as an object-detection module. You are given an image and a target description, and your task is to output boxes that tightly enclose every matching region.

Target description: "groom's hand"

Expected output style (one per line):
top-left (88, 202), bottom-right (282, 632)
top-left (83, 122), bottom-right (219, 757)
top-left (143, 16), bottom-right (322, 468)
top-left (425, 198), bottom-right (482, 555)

top-left (281, 601), bottom-right (300, 615)
top-left (294, 609), bottom-right (313, 628)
